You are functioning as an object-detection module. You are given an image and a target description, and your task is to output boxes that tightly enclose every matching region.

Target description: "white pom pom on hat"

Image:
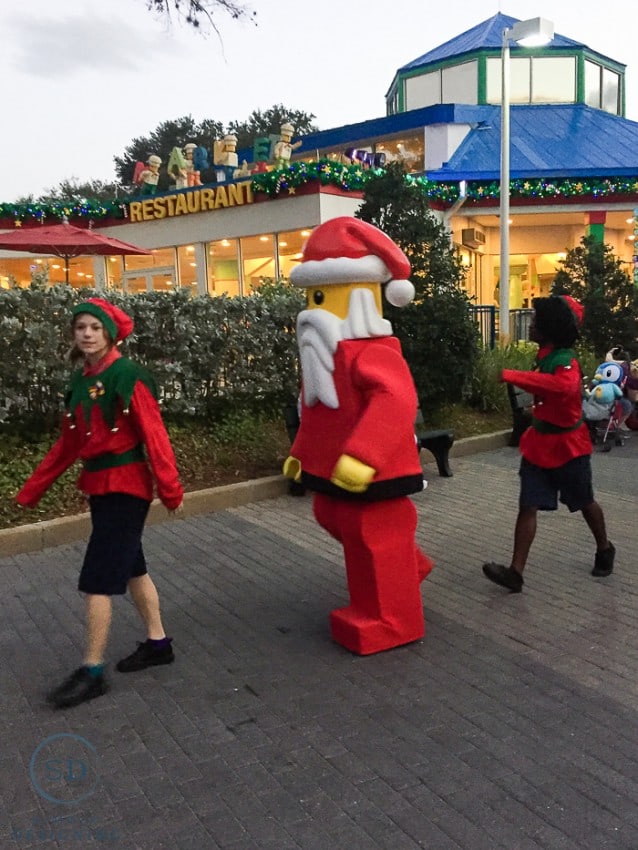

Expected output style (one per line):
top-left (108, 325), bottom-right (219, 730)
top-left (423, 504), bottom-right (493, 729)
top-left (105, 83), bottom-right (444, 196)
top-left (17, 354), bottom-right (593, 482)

top-left (290, 216), bottom-right (415, 306)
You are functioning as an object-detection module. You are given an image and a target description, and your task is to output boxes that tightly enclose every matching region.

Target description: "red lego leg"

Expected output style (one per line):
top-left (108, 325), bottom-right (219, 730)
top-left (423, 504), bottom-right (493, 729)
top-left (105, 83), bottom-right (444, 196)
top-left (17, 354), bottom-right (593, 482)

top-left (314, 495), bottom-right (428, 655)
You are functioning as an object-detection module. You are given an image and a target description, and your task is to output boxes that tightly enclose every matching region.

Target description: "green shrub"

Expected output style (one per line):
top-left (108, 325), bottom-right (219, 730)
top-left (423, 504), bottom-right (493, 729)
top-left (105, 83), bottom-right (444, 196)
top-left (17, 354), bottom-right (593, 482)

top-left (464, 342), bottom-right (537, 412)
top-left (0, 282), bottom-right (304, 433)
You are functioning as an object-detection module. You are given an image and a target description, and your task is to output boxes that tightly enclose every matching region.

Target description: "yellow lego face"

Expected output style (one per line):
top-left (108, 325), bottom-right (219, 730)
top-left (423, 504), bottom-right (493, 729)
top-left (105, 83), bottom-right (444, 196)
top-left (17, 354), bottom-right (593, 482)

top-left (305, 283), bottom-right (382, 320)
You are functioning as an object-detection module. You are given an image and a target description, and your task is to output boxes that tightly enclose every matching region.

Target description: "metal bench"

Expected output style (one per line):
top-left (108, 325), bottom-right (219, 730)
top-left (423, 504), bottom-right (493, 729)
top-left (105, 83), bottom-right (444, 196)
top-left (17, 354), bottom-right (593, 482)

top-left (415, 409), bottom-right (454, 477)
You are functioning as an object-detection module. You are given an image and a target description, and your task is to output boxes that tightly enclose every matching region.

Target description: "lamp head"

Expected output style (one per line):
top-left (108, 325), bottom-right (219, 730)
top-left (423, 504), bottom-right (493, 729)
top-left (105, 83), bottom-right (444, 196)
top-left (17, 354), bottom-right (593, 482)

top-left (506, 17), bottom-right (554, 47)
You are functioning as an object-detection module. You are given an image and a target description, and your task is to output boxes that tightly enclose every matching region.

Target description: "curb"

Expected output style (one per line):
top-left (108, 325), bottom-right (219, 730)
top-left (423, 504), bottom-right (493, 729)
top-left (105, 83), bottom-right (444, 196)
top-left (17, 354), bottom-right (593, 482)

top-left (0, 431), bottom-right (512, 558)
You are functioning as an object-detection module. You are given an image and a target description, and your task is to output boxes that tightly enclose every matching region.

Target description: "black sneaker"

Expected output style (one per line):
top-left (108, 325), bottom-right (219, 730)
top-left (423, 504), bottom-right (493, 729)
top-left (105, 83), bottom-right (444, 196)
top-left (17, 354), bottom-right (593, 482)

top-left (482, 562), bottom-right (524, 593)
top-left (592, 542), bottom-right (615, 577)
top-left (46, 667), bottom-right (108, 709)
top-left (116, 639), bottom-right (175, 673)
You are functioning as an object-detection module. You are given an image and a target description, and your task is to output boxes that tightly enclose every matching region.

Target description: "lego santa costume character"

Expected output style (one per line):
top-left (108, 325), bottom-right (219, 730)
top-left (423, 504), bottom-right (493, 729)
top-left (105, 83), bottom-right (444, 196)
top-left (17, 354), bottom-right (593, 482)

top-left (17, 298), bottom-right (183, 709)
top-left (283, 216), bottom-right (433, 655)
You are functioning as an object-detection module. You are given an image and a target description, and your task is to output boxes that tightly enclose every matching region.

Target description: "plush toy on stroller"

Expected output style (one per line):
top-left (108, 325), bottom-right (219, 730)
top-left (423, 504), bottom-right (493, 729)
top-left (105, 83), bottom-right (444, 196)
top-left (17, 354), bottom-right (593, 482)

top-left (582, 356), bottom-right (632, 451)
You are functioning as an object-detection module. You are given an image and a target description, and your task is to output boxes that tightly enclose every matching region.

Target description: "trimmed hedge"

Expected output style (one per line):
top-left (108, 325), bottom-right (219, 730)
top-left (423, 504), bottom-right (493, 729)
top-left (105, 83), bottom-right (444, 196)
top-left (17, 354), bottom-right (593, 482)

top-left (0, 284), bottom-right (304, 433)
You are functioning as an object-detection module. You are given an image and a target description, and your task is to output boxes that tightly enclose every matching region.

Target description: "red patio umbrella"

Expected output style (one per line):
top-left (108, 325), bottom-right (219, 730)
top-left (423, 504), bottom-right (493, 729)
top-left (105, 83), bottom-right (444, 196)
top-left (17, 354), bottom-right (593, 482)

top-left (0, 220), bottom-right (151, 284)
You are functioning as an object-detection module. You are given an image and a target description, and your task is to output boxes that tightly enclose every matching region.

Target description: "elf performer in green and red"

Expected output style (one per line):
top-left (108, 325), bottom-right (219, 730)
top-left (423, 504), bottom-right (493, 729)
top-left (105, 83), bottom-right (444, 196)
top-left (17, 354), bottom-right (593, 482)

top-left (283, 217), bottom-right (433, 655)
top-left (17, 298), bottom-right (183, 708)
top-left (482, 294), bottom-right (615, 593)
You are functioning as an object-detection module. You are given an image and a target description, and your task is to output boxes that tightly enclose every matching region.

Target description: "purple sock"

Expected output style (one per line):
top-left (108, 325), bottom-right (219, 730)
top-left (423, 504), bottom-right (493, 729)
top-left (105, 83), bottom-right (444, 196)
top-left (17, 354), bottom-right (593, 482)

top-left (147, 637), bottom-right (171, 647)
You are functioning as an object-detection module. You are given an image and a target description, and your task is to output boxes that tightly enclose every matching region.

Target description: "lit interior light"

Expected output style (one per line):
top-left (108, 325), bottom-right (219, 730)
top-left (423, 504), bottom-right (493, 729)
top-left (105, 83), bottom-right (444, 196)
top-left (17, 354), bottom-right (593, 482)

top-left (279, 241), bottom-right (288, 247)
top-left (52, 264), bottom-right (60, 269)
top-left (259, 236), bottom-right (268, 242)
top-left (186, 245), bottom-right (194, 252)
top-left (36, 259), bottom-right (43, 264)
top-left (86, 274), bottom-right (93, 279)
top-left (626, 218), bottom-right (635, 224)
top-left (77, 272), bottom-right (84, 277)
top-left (221, 240), bottom-right (230, 247)
top-left (189, 262), bottom-right (196, 267)
top-left (109, 257), bottom-right (117, 262)
top-left (301, 230), bottom-right (311, 237)
top-left (629, 234), bottom-right (636, 241)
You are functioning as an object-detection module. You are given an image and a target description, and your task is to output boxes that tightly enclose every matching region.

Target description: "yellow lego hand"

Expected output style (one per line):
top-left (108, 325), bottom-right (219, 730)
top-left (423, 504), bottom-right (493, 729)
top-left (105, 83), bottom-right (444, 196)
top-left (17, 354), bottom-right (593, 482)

top-left (283, 456), bottom-right (302, 482)
top-left (330, 454), bottom-right (376, 493)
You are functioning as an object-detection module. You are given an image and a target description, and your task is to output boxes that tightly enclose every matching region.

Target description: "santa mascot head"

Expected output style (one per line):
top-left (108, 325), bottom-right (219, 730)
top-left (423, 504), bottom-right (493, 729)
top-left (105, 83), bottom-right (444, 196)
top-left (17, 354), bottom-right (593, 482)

top-left (290, 217), bottom-right (414, 408)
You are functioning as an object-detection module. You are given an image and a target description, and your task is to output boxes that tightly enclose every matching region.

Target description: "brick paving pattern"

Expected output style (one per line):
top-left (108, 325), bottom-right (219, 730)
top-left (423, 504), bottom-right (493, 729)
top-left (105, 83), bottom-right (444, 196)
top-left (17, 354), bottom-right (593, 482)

top-left (1, 438), bottom-right (637, 849)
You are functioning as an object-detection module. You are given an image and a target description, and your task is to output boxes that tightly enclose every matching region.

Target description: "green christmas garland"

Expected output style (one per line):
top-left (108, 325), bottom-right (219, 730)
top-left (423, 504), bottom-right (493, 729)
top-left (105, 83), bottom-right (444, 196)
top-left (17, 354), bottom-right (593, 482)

top-left (3, 164), bottom-right (638, 225)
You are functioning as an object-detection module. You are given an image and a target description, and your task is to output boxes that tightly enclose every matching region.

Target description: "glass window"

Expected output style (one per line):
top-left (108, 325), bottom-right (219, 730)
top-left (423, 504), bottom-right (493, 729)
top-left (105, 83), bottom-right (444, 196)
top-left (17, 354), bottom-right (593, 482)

top-left (177, 245), bottom-right (198, 291)
top-left (486, 57), bottom-right (530, 102)
top-left (442, 60), bottom-right (477, 104)
top-left (405, 70), bottom-right (440, 110)
top-left (124, 246), bottom-right (175, 273)
top-left (532, 57), bottom-right (575, 103)
top-left (241, 234), bottom-right (275, 293)
top-left (278, 230), bottom-right (309, 279)
top-left (602, 67), bottom-right (620, 113)
top-left (375, 132), bottom-right (424, 172)
top-left (485, 57), bottom-right (501, 103)
top-left (584, 60), bottom-right (601, 107)
top-left (510, 57), bottom-right (531, 103)
top-left (208, 238), bottom-right (240, 297)
top-left (106, 256), bottom-right (124, 289)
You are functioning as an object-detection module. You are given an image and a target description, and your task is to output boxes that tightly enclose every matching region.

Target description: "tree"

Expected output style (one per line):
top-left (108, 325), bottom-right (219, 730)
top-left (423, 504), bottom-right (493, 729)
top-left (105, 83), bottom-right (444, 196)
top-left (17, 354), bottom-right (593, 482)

top-left (356, 162), bottom-right (479, 408)
top-left (113, 107), bottom-right (318, 191)
top-left (227, 104), bottom-right (318, 150)
top-left (144, 0), bottom-right (256, 32)
top-left (114, 116), bottom-right (224, 190)
top-left (551, 235), bottom-right (638, 357)
top-left (37, 178), bottom-right (129, 204)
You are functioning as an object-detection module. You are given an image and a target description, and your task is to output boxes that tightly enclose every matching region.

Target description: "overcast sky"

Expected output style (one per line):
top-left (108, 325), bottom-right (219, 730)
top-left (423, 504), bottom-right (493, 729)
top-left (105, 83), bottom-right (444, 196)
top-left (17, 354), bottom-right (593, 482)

top-left (1, 0), bottom-right (635, 201)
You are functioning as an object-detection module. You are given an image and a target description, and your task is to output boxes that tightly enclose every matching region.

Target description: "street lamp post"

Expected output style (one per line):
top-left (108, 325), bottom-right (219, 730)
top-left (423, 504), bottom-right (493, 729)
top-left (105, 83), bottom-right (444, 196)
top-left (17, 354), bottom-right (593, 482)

top-left (499, 17), bottom-right (554, 341)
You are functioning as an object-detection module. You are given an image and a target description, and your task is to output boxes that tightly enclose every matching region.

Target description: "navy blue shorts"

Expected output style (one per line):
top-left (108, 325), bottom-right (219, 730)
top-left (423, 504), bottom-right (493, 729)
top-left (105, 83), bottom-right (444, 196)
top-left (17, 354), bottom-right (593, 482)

top-left (519, 455), bottom-right (594, 513)
top-left (79, 494), bottom-right (150, 595)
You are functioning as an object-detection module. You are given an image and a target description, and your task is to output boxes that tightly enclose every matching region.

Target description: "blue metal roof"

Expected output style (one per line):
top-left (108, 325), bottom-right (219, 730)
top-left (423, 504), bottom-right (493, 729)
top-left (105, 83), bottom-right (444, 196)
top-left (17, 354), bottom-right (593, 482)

top-left (237, 104), bottom-right (497, 165)
top-left (399, 13), bottom-right (592, 72)
top-left (426, 104), bottom-right (638, 181)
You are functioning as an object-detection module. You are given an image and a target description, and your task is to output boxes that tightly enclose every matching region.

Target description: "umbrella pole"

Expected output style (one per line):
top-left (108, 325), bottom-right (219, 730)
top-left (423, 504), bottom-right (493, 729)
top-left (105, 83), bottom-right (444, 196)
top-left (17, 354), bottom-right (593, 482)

top-left (64, 255), bottom-right (70, 285)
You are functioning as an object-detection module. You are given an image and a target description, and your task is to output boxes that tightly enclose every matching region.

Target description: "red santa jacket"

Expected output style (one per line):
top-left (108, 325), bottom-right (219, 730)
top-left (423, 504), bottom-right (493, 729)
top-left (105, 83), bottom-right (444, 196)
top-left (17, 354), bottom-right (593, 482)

top-left (17, 348), bottom-right (183, 510)
top-left (502, 345), bottom-right (591, 469)
top-left (291, 337), bottom-right (424, 500)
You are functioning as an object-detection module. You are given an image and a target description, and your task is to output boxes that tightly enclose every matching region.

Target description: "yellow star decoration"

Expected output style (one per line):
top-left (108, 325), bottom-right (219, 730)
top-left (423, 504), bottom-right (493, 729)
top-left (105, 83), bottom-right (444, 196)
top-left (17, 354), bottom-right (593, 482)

top-left (14, 219), bottom-right (22, 227)
top-left (523, 182), bottom-right (531, 190)
top-left (633, 182), bottom-right (638, 192)
top-left (287, 186), bottom-right (296, 195)
top-left (575, 182), bottom-right (583, 192)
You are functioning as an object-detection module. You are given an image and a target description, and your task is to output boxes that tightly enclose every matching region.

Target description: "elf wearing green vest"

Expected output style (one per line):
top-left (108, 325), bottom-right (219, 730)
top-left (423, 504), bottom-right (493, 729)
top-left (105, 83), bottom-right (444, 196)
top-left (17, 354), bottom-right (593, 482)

top-left (483, 295), bottom-right (615, 593)
top-left (17, 298), bottom-right (183, 708)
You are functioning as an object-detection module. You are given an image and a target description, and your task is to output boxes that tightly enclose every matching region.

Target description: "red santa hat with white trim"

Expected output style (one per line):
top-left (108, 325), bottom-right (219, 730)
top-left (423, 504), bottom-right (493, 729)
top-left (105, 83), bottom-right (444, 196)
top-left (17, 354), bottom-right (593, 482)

top-left (290, 216), bottom-right (415, 307)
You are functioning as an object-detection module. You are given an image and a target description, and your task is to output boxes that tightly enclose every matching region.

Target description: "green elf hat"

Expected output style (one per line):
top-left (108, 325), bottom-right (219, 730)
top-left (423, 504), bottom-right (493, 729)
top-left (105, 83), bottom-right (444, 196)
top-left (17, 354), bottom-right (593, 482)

top-left (72, 298), bottom-right (134, 343)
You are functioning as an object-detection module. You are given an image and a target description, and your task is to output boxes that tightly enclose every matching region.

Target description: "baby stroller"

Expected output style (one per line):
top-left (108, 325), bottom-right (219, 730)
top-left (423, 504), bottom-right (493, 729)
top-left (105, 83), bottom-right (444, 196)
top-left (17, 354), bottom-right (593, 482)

top-left (582, 357), bottom-right (632, 452)
top-left (583, 396), bottom-right (629, 451)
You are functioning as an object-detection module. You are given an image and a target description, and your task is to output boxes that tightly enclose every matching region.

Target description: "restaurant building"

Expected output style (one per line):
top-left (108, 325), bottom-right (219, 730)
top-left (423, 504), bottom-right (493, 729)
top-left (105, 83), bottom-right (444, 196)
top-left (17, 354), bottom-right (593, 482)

top-left (2, 12), bottom-right (638, 314)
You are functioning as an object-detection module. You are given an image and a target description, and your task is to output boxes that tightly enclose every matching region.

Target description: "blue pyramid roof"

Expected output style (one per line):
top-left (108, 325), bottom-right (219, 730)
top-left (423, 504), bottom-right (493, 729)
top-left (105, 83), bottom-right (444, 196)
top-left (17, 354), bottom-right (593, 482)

top-left (426, 104), bottom-right (638, 181)
top-left (399, 13), bottom-right (596, 72)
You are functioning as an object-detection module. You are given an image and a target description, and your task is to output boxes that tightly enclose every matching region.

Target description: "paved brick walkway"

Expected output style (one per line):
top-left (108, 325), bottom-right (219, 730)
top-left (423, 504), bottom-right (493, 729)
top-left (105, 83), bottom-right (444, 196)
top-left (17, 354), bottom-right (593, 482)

top-left (2, 437), bottom-right (638, 849)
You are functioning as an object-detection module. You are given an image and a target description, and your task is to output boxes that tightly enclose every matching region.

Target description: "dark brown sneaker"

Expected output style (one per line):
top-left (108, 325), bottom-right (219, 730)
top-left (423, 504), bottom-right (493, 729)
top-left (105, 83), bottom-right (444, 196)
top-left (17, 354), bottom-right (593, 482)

top-left (592, 543), bottom-right (615, 577)
top-left (116, 639), bottom-right (175, 673)
top-left (482, 562), bottom-right (524, 593)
